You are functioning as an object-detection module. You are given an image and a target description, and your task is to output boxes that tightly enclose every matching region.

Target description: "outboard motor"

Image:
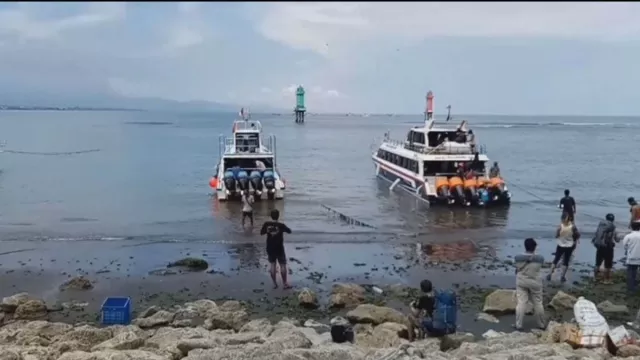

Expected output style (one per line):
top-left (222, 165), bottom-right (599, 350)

top-left (489, 177), bottom-right (505, 201)
top-left (478, 187), bottom-right (490, 206)
top-left (236, 169), bottom-right (249, 193)
top-left (463, 178), bottom-right (479, 206)
top-left (250, 170), bottom-right (263, 193)
top-left (448, 177), bottom-right (465, 204)
top-left (436, 177), bottom-right (452, 204)
top-left (263, 169), bottom-right (276, 191)
top-left (223, 170), bottom-right (236, 191)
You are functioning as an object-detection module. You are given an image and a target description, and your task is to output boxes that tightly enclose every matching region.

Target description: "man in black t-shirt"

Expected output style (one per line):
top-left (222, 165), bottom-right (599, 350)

top-left (260, 209), bottom-right (292, 289)
top-left (410, 279), bottom-right (439, 338)
top-left (558, 189), bottom-right (576, 222)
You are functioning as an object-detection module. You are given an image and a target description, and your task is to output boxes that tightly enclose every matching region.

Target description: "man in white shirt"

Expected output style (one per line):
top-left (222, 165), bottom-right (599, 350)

top-left (622, 222), bottom-right (640, 292)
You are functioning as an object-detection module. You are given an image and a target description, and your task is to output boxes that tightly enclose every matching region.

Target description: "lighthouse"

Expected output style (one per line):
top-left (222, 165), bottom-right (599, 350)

top-left (425, 91), bottom-right (434, 121)
top-left (294, 86), bottom-right (306, 124)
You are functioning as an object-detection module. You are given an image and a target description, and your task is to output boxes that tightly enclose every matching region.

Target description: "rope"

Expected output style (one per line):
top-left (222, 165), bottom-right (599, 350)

top-left (508, 181), bottom-right (629, 228)
top-left (321, 204), bottom-right (377, 229)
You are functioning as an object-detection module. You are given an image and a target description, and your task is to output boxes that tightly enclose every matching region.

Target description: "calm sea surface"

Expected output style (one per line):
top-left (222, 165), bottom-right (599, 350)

top-left (0, 111), bottom-right (638, 263)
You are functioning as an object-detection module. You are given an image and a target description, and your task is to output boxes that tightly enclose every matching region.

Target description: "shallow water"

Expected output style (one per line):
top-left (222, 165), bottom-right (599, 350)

top-left (0, 111), bottom-right (638, 267)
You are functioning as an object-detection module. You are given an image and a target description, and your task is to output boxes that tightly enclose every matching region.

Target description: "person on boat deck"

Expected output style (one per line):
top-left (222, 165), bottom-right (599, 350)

top-left (558, 189), bottom-right (576, 222)
top-left (489, 162), bottom-right (501, 178)
top-left (629, 197), bottom-right (640, 229)
top-left (467, 130), bottom-right (476, 151)
top-left (471, 153), bottom-right (483, 172)
top-left (255, 160), bottom-right (267, 171)
top-left (456, 163), bottom-right (465, 179)
top-left (547, 213), bottom-right (580, 283)
top-left (454, 128), bottom-right (466, 143)
top-left (465, 168), bottom-right (476, 180)
top-left (592, 213), bottom-right (620, 284)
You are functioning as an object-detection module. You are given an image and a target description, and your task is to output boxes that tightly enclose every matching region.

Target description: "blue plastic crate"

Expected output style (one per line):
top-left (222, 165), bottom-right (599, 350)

top-left (101, 297), bottom-right (132, 325)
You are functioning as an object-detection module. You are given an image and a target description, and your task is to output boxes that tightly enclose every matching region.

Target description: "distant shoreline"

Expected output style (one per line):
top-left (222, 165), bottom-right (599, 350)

top-left (0, 105), bottom-right (144, 112)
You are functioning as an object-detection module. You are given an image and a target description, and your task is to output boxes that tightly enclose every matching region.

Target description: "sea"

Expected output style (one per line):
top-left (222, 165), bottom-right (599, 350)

top-left (0, 111), bottom-right (638, 266)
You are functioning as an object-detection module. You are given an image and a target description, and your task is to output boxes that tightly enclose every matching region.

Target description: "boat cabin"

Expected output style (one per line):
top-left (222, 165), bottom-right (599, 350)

top-left (233, 120), bottom-right (263, 154)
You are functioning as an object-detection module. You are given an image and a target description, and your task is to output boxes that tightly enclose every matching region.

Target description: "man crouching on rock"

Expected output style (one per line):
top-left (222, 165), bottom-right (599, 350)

top-left (409, 279), bottom-right (437, 339)
top-left (260, 209), bottom-right (292, 289)
top-left (514, 238), bottom-right (546, 331)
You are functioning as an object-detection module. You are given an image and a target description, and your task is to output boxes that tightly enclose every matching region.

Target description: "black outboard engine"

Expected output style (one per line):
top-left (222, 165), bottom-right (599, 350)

top-left (263, 169), bottom-right (276, 191)
top-left (250, 170), bottom-right (263, 194)
top-left (236, 169), bottom-right (249, 194)
top-left (223, 170), bottom-right (236, 192)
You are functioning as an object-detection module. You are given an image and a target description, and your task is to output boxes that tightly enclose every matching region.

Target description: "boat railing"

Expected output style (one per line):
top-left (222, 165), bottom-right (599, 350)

top-left (233, 120), bottom-right (262, 132)
top-left (219, 134), bottom-right (276, 155)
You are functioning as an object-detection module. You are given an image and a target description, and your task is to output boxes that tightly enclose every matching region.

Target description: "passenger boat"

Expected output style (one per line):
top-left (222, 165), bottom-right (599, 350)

top-left (209, 109), bottom-right (285, 201)
top-left (371, 91), bottom-right (511, 207)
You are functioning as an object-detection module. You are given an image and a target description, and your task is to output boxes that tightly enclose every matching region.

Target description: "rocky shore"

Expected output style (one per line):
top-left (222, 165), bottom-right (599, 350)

top-left (2, 279), bottom-right (640, 360)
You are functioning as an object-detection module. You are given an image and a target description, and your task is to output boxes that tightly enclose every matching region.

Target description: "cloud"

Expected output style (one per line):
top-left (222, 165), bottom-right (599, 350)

top-left (0, 2), bottom-right (125, 41)
top-left (1, 2), bottom-right (640, 114)
top-left (258, 2), bottom-right (640, 57)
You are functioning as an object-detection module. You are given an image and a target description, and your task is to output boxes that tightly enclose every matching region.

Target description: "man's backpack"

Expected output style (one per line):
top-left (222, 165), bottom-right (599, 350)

top-left (431, 289), bottom-right (458, 334)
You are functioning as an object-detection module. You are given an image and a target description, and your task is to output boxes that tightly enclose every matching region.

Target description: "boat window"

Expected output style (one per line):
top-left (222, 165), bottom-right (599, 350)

top-left (224, 157), bottom-right (274, 170)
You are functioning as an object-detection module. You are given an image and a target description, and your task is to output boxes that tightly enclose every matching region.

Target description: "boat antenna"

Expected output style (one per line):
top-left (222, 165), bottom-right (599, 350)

top-left (425, 91), bottom-right (434, 123)
top-left (446, 105), bottom-right (452, 122)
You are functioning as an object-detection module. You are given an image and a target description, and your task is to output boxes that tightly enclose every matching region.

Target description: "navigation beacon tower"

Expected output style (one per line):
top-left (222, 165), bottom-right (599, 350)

top-left (294, 86), bottom-right (306, 124)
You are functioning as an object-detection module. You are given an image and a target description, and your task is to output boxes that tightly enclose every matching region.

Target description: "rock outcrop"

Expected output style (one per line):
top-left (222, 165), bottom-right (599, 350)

top-left (0, 293), bottom-right (635, 360)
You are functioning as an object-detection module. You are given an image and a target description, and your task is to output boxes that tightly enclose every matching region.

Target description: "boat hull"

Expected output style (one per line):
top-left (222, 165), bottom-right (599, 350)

top-left (375, 163), bottom-right (510, 208)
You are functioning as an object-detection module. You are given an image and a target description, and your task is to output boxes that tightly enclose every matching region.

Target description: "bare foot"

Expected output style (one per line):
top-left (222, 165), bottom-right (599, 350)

top-left (272, 283), bottom-right (278, 289)
top-left (283, 284), bottom-right (292, 290)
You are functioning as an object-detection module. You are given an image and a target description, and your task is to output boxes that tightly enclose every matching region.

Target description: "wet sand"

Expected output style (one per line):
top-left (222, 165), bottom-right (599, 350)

top-left (0, 238), bottom-right (638, 335)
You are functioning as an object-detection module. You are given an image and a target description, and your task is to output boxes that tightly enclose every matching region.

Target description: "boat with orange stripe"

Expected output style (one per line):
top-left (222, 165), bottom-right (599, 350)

top-left (371, 91), bottom-right (511, 207)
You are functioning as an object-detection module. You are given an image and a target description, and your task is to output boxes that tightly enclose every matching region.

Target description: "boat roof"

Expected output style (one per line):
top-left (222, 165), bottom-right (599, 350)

top-left (233, 119), bottom-right (262, 132)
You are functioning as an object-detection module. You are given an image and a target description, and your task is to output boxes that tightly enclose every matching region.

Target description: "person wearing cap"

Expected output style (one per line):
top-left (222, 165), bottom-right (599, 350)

top-left (629, 197), bottom-right (640, 229)
top-left (592, 213), bottom-right (620, 284)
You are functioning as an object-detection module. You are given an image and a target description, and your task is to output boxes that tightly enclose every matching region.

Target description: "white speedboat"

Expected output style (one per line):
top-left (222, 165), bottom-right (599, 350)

top-left (210, 110), bottom-right (285, 201)
top-left (371, 91), bottom-right (510, 207)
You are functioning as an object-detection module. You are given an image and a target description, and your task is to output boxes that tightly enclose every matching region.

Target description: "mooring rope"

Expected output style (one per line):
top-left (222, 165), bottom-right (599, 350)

top-left (321, 204), bottom-right (377, 229)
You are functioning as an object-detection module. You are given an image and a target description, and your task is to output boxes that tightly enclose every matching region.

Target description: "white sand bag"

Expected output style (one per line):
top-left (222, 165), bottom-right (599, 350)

top-left (573, 297), bottom-right (609, 348)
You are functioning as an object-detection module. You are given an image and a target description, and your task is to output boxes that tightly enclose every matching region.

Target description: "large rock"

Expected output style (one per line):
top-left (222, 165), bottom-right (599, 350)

top-left (240, 318), bottom-right (275, 336)
top-left (58, 350), bottom-right (168, 360)
top-left (483, 289), bottom-right (533, 315)
top-left (354, 322), bottom-right (409, 349)
top-left (14, 299), bottom-right (48, 320)
top-left (144, 326), bottom-right (212, 359)
top-left (440, 332), bottom-right (475, 351)
top-left (549, 291), bottom-right (577, 311)
top-left (133, 310), bottom-right (176, 329)
top-left (618, 344), bottom-right (640, 357)
top-left (346, 304), bottom-right (410, 327)
top-left (53, 325), bottom-right (114, 348)
top-left (91, 331), bottom-right (144, 351)
top-left (1, 293), bottom-right (36, 313)
top-left (297, 288), bottom-right (319, 309)
top-left (60, 276), bottom-right (94, 291)
top-left (597, 300), bottom-right (629, 314)
top-left (329, 283), bottom-right (366, 309)
top-left (203, 305), bottom-right (249, 331)
top-left (167, 257), bottom-right (209, 271)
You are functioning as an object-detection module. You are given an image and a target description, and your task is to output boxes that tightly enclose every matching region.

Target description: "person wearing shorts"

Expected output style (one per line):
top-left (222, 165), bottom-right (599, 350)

top-left (592, 213), bottom-right (619, 284)
top-left (241, 193), bottom-right (254, 228)
top-left (547, 213), bottom-right (580, 282)
top-left (260, 209), bottom-right (292, 289)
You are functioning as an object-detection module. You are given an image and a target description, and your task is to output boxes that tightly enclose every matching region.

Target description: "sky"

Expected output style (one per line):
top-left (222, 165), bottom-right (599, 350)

top-left (1, 2), bottom-right (640, 115)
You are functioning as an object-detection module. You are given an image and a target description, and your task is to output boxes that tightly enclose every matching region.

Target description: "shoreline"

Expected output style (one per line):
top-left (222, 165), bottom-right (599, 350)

top-left (1, 239), bottom-right (638, 336)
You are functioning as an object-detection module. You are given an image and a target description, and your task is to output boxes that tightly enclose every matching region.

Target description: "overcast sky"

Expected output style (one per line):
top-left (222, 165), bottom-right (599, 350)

top-left (1, 2), bottom-right (640, 115)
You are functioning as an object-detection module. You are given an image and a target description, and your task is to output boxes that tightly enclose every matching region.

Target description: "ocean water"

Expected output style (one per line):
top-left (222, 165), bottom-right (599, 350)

top-left (0, 110), bottom-right (638, 265)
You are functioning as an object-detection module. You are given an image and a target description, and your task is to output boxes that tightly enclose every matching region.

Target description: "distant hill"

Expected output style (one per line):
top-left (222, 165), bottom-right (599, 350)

top-left (0, 89), bottom-right (282, 113)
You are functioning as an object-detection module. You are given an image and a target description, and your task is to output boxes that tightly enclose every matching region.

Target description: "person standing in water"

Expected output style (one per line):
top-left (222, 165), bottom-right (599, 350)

top-left (623, 222), bottom-right (640, 292)
top-left (260, 209), bottom-right (292, 289)
top-left (558, 189), bottom-right (576, 222)
top-left (547, 213), bottom-right (580, 282)
top-left (592, 213), bottom-right (619, 284)
top-left (241, 192), bottom-right (254, 228)
top-left (629, 197), bottom-right (640, 229)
